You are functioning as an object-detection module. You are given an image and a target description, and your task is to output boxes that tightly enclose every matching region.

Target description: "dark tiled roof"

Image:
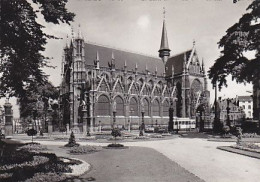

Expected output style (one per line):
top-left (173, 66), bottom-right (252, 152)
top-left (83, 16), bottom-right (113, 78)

top-left (84, 43), bottom-right (165, 74)
top-left (238, 96), bottom-right (252, 101)
top-left (165, 50), bottom-right (192, 76)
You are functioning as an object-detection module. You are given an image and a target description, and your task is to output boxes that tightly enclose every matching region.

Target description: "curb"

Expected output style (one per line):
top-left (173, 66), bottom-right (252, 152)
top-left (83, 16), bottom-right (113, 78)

top-left (217, 146), bottom-right (260, 160)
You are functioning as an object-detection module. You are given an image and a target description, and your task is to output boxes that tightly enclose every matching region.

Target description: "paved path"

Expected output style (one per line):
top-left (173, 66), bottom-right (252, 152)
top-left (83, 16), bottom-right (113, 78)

top-left (12, 136), bottom-right (260, 182)
top-left (46, 145), bottom-right (203, 182)
top-left (125, 138), bottom-right (260, 182)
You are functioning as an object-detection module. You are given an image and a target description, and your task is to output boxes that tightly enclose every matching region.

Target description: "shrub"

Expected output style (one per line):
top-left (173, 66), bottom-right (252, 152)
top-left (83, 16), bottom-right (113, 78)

top-left (111, 128), bottom-right (121, 144)
top-left (64, 132), bottom-right (79, 147)
top-left (222, 125), bottom-right (230, 135)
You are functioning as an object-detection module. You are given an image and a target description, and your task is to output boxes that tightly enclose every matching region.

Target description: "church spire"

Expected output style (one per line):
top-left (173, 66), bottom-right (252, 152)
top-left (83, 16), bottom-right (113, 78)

top-left (201, 58), bottom-right (205, 74)
top-left (159, 7), bottom-right (171, 65)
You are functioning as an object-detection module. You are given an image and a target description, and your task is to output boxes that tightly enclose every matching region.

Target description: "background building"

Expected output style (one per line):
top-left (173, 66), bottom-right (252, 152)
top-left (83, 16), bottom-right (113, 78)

top-left (212, 97), bottom-right (245, 127)
top-left (238, 96), bottom-right (253, 119)
top-left (59, 20), bottom-right (210, 132)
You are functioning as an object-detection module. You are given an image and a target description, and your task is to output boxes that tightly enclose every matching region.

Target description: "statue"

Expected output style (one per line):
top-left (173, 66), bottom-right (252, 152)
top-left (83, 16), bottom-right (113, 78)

top-left (113, 101), bottom-right (117, 112)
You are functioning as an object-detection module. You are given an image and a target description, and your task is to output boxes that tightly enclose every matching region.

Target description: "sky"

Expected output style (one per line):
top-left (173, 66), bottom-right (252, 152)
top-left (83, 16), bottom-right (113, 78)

top-left (2, 0), bottom-right (255, 118)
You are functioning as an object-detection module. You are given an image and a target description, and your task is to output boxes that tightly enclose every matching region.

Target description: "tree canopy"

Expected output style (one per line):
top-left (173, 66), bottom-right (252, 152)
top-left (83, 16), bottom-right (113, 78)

top-left (19, 81), bottom-right (59, 118)
top-left (0, 0), bottom-right (75, 99)
top-left (208, 0), bottom-right (260, 89)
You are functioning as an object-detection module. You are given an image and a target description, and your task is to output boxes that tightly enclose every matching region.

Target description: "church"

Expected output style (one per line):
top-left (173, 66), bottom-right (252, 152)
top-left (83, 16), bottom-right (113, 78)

top-left (59, 18), bottom-right (210, 132)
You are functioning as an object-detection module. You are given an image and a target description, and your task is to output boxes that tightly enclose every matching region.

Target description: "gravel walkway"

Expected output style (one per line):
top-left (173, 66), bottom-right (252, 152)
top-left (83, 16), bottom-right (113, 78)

top-left (47, 145), bottom-right (204, 182)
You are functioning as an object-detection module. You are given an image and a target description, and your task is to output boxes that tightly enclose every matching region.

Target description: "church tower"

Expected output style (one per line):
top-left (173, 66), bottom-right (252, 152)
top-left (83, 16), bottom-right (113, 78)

top-left (71, 25), bottom-right (85, 131)
top-left (159, 9), bottom-right (171, 65)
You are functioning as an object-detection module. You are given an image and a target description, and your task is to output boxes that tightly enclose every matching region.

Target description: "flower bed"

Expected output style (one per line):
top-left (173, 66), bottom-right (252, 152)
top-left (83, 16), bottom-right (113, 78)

top-left (69, 145), bottom-right (101, 154)
top-left (231, 142), bottom-right (260, 153)
top-left (242, 133), bottom-right (260, 138)
top-left (18, 143), bottom-right (47, 152)
top-left (150, 135), bottom-right (164, 138)
top-left (0, 156), bottom-right (49, 171)
top-left (134, 136), bottom-right (150, 140)
top-left (24, 172), bottom-right (67, 182)
top-left (79, 136), bottom-right (96, 141)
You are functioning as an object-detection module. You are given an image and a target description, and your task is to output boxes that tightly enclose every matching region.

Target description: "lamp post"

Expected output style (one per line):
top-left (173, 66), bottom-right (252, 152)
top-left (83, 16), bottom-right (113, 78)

top-left (226, 98), bottom-right (231, 127)
top-left (129, 107), bottom-right (134, 132)
top-left (213, 82), bottom-right (221, 133)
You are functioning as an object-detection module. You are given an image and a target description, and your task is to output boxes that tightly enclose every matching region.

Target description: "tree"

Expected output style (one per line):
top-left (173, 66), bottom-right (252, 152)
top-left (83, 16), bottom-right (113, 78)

top-left (208, 0), bottom-right (260, 89)
top-left (26, 128), bottom-right (37, 143)
top-left (0, 0), bottom-right (75, 100)
top-left (19, 82), bottom-right (59, 119)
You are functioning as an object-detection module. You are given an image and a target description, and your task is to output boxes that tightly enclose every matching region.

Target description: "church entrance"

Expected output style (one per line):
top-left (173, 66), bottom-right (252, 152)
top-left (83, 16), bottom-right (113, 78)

top-left (196, 104), bottom-right (205, 132)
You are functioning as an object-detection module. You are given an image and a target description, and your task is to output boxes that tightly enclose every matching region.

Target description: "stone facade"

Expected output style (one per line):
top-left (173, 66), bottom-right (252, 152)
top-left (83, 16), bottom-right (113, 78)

top-left (59, 21), bottom-right (210, 132)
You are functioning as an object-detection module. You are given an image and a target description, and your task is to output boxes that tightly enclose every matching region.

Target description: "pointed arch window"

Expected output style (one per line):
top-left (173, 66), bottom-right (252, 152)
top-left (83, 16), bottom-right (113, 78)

top-left (96, 95), bottom-right (110, 116)
top-left (115, 96), bottom-right (124, 116)
top-left (163, 100), bottom-right (169, 116)
top-left (153, 99), bottom-right (160, 116)
top-left (129, 97), bottom-right (138, 116)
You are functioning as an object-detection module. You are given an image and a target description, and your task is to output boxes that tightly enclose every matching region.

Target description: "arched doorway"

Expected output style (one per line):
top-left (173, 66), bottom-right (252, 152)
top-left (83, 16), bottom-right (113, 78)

top-left (196, 104), bottom-right (205, 132)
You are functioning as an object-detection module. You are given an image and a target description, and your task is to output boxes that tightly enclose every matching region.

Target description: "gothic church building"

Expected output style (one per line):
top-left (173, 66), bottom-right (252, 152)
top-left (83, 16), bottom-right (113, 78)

top-left (60, 20), bottom-right (210, 132)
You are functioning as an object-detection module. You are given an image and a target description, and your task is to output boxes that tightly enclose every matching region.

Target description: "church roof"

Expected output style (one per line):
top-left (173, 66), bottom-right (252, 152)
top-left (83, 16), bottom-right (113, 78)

top-left (84, 43), bottom-right (165, 74)
top-left (165, 50), bottom-right (192, 76)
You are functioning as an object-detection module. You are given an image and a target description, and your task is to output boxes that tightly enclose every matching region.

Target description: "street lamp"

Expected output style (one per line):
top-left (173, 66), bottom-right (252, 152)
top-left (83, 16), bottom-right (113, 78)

top-left (226, 98), bottom-right (231, 127)
top-left (129, 107), bottom-right (134, 132)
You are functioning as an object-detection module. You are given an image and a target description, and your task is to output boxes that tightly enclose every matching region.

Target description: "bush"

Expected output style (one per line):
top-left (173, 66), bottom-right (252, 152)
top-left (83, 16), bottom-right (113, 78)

top-left (111, 128), bottom-right (121, 139)
top-left (64, 132), bottom-right (79, 147)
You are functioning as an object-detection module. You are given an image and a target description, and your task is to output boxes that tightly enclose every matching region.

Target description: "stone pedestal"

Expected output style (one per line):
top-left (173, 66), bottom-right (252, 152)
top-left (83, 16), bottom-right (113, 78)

top-left (4, 101), bottom-right (13, 136)
top-left (66, 123), bottom-right (70, 134)
top-left (82, 109), bottom-right (87, 134)
top-left (48, 122), bottom-right (53, 134)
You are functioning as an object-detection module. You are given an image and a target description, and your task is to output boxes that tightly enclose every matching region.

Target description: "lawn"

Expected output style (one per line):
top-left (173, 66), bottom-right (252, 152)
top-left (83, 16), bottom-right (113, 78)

top-left (0, 139), bottom-right (82, 182)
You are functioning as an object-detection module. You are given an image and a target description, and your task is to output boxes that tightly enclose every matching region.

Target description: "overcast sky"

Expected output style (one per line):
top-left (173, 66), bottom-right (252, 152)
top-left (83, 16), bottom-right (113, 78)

top-left (4, 0), bottom-right (255, 118)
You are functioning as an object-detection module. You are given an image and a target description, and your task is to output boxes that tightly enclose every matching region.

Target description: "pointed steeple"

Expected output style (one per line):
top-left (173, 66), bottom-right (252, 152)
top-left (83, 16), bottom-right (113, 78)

top-left (111, 52), bottom-right (115, 69)
top-left (135, 62), bottom-right (138, 72)
top-left (77, 24), bottom-right (83, 39)
top-left (201, 58), bottom-right (205, 74)
top-left (95, 51), bottom-right (100, 69)
top-left (96, 51), bottom-right (100, 61)
top-left (65, 34), bottom-right (69, 48)
top-left (124, 60), bottom-right (127, 69)
top-left (71, 26), bottom-right (74, 40)
top-left (171, 65), bottom-right (174, 78)
top-left (159, 20), bottom-right (170, 51)
top-left (158, 8), bottom-right (171, 65)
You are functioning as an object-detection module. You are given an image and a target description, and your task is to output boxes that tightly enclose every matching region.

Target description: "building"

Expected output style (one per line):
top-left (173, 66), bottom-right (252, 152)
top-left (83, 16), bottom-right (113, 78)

top-left (238, 96), bottom-right (253, 119)
top-left (59, 19), bottom-right (210, 132)
top-left (212, 98), bottom-right (245, 126)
